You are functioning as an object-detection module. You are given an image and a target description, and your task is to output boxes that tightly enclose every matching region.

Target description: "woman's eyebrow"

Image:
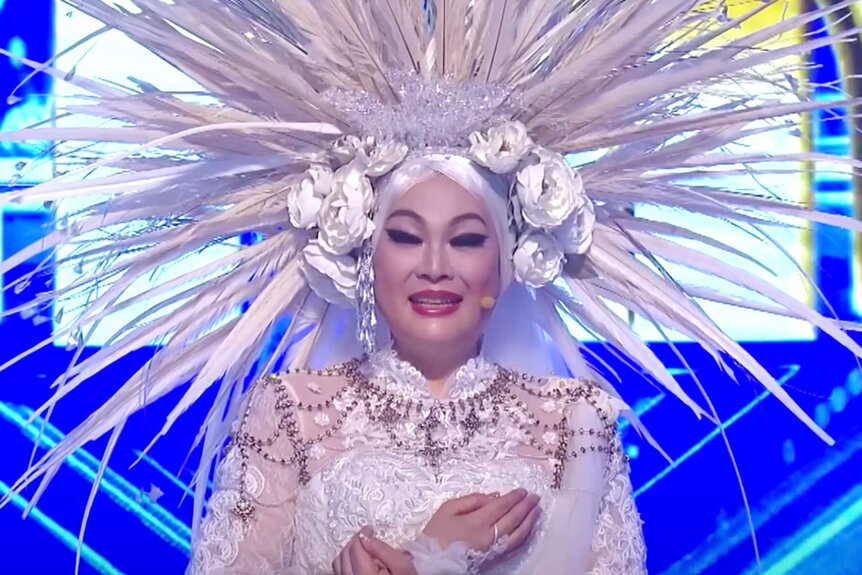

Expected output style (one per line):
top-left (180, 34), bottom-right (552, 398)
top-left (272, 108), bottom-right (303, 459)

top-left (386, 210), bottom-right (487, 228)
top-left (386, 209), bottom-right (424, 223)
top-left (450, 212), bottom-right (487, 227)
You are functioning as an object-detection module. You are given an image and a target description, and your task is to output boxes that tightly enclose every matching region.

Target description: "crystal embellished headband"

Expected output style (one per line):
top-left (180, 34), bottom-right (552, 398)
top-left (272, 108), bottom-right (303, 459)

top-left (325, 70), bottom-right (520, 150)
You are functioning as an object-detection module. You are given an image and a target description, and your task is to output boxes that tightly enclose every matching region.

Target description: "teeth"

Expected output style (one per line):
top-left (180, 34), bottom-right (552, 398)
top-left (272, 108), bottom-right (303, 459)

top-left (412, 297), bottom-right (459, 305)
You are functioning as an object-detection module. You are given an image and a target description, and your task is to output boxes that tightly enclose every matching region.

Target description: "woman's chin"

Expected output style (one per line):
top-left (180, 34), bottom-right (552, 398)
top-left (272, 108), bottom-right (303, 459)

top-left (400, 321), bottom-right (473, 346)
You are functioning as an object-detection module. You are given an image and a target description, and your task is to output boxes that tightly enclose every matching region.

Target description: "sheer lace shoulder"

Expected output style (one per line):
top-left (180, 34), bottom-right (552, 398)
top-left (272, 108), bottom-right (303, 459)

top-left (506, 373), bottom-right (625, 483)
top-left (189, 368), bottom-right (349, 574)
top-left (508, 373), bottom-right (647, 575)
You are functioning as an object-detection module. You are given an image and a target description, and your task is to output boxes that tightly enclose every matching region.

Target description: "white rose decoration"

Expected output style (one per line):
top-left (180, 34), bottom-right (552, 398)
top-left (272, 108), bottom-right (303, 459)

top-left (287, 165), bottom-right (332, 229)
top-left (331, 135), bottom-right (366, 166)
top-left (317, 162), bottom-right (374, 255)
top-left (554, 198), bottom-right (595, 254)
top-left (513, 232), bottom-right (564, 288)
top-left (364, 140), bottom-right (409, 177)
top-left (516, 151), bottom-right (581, 229)
top-left (300, 240), bottom-right (357, 306)
top-left (468, 121), bottom-right (533, 174)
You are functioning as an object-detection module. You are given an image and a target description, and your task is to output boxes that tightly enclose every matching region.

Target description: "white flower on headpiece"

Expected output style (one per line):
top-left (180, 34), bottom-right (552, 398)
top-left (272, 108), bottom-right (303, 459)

top-left (363, 140), bottom-right (409, 177)
top-left (331, 135), bottom-right (407, 177)
top-left (513, 232), bottom-right (564, 288)
top-left (317, 161), bottom-right (375, 255)
top-left (331, 135), bottom-right (367, 166)
top-left (300, 240), bottom-right (357, 305)
top-left (468, 121), bottom-right (533, 174)
top-left (287, 165), bottom-right (333, 229)
top-left (516, 150), bottom-right (581, 229)
top-left (554, 198), bottom-right (596, 254)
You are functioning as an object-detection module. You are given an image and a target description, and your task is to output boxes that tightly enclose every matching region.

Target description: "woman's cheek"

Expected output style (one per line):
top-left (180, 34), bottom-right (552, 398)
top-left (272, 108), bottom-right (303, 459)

top-left (464, 252), bottom-right (499, 294)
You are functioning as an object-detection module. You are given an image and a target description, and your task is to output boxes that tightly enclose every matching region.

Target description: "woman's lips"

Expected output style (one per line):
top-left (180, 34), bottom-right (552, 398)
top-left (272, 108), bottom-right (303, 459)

top-left (408, 290), bottom-right (463, 317)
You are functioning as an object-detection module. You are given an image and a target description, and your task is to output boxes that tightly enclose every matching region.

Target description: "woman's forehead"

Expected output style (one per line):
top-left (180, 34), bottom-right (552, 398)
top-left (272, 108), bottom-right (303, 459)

top-left (389, 173), bottom-right (489, 222)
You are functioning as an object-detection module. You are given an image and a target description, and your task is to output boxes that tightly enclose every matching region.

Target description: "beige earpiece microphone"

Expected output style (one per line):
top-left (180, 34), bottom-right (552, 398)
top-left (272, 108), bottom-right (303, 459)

top-left (479, 296), bottom-right (497, 310)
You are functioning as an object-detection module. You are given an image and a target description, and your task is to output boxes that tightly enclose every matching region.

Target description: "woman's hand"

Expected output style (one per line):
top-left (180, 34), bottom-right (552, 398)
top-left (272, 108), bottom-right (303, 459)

top-left (332, 490), bottom-right (541, 574)
top-left (332, 526), bottom-right (417, 575)
top-left (359, 534), bottom-right (419, 575)
top-left (422, 489), bottom-right (542, 554)
top-left (331, 526), bottom-right (378, 575)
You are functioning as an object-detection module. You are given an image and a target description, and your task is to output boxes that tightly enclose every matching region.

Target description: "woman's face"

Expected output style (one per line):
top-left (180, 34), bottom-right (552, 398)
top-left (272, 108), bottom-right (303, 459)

top-left (374, 173), bottom-right (501, 353)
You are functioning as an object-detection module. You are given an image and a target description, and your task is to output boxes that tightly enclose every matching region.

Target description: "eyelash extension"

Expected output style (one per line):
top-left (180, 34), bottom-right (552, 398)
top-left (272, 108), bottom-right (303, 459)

top-left (451, 233), bottom-right (488, 248)
top-left (386, 229), bottom-right (487, 248)
top-left (386, 229), bottom-right (422, 245)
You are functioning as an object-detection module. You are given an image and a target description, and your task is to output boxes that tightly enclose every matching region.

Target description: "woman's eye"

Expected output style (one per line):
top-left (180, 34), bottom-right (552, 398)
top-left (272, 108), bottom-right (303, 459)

top-left (386, 229), bottom-right (422, 245)
top-left (451, 233), bottom-right (488, 248)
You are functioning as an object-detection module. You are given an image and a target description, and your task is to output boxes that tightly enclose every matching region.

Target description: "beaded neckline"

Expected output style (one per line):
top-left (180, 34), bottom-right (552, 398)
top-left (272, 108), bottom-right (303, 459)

top-left (365, 348), bottom-right (497, 401)
top-left (229, 358), bottom-right (621, 525)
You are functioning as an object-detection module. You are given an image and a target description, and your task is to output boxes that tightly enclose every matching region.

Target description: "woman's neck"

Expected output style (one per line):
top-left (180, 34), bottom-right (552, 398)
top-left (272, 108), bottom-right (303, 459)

top-left (391, 340), bottom-right (480, 398)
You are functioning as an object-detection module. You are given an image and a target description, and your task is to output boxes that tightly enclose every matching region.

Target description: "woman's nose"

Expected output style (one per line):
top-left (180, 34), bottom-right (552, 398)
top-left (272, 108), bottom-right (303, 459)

top-left (417, 241), bottom-right (454, 282)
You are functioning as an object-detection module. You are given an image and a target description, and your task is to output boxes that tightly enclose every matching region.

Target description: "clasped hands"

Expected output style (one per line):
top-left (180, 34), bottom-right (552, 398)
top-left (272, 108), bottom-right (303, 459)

top-left (331, 488), bottom-right (541, 575)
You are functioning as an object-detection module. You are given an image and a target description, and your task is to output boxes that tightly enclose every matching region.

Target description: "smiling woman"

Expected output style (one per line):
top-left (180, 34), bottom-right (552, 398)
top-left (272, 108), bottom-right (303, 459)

top-left (190, 154), bottom-right (647, 573)
top-left (1, 1), bottom-right (861, 575)
top-left (374, 168), bottom-right (504, 382)
top-left (192, 278), bottom-right (642, 575)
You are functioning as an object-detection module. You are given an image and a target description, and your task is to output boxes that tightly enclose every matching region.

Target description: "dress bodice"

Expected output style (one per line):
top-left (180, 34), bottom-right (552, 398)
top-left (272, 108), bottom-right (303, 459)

top-left (294, 450), bottom-right (553, 573)
top-left (190, 350), bottom-right (647, 574)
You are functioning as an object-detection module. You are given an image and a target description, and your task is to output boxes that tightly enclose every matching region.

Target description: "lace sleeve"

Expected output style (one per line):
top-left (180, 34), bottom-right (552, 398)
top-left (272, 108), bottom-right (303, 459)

top-left (581, 390), bottom-right (647, 575)
top-left (527, 381), bottom-right (647, 574)
top-left (585, 449), bottom-right (646, 575)
top-left (189, 376), bottom-right (302, 575)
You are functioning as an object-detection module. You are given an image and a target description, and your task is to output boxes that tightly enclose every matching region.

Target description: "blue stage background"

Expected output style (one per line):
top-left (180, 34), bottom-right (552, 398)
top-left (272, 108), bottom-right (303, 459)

top-left (1, 2), bottom-right (861, 574)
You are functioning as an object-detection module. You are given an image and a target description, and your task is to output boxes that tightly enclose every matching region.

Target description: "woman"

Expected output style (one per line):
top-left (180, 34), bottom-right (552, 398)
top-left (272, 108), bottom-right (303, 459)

top-left (190, 161), bottom-right (644, 573)
top-left (1, 2), bottom-right (860, 574)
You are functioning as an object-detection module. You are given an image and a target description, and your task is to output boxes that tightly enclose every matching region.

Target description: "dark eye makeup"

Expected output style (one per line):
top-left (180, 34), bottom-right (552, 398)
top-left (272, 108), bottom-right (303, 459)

top-left (385, 229), bottom-right (488, 248)
top-left (450, 233), bottom-right (488, 248)
top-left (386, 229), bottom-right (422, 245)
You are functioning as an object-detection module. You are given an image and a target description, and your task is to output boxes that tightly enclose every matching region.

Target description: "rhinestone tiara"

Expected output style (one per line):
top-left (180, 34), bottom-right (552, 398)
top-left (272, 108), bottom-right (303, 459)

top-left (324, 70), bottom-right (522, 150)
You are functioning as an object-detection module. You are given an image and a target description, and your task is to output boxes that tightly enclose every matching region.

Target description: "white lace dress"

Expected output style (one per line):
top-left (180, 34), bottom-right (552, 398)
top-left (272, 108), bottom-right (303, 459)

top-left (190, 351), bottom-right (647, 574)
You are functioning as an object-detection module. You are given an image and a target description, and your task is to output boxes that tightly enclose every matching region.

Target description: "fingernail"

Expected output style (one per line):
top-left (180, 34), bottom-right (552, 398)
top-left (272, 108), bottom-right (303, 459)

top-left (358, 534), bottom-right (371, 550)
top-left (515, 488), bottom-right (528, 497)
